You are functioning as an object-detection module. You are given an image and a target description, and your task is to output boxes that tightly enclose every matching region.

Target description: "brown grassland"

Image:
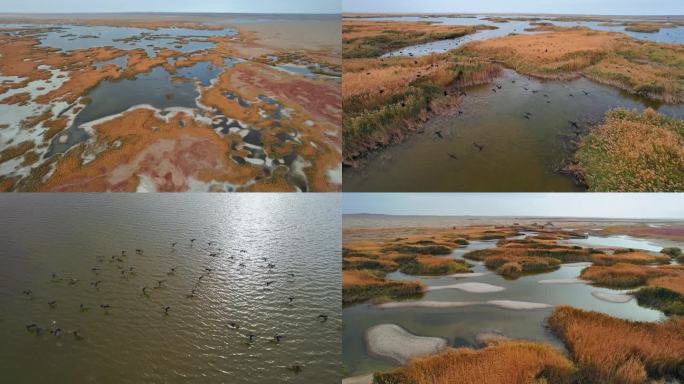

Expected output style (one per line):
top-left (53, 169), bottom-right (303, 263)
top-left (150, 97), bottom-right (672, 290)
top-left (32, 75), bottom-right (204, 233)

top-left (574, 108), bottom-right (684, 192)
top-left (548, 306), bottom-right (684, 383)
top-left (461, 27), bottom-right (684, 103)
top-left (579, 263), bottom-right (672, 288)
top-left (374, 340), bottom-right (576, 384)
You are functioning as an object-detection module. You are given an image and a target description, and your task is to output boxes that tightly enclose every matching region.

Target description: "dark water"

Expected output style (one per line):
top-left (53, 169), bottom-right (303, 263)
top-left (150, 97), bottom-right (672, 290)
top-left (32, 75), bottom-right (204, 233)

top-left (0, 194), bottom-right (341, 383)
top-left (48, 62), bottom-right (226, 156)
top-left (342, 230), bottom-right (675, 376)
top-left (344, 70), bottom-right (684, 192)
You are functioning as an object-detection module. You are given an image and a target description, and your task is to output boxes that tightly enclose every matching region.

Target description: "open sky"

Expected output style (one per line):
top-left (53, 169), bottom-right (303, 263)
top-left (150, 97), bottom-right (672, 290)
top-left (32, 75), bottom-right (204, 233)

top-left (0, 0), bottom-right (340, 14)
top-left (343, 194), bottom-right (684, 219)
top-left (343, 0), bottom-right (684, 15)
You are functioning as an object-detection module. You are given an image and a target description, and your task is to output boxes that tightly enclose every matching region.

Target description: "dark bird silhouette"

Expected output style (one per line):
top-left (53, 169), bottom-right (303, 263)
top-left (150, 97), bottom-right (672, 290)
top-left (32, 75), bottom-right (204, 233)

top-left (569, 93), bottom-right (574, 97)
top-left (288, 297), bottom-right (295, 304)
top-left (447, 153), bottom-right (459, 161)
top-left (228, 322), bottom-right (239, 329)
top-left (569, 121), bottom-right (579, 129)
top-left (48, 301), bottom-right (57, 308)
top-left (100, 304), bottom-right (111, 311)
top-left (267, 263), bottom-right (276, 269)
top-left (434, 131), bottom-right (444, 139)
top-left (473, 142), bottom-right (485, 152)
top-left (524, 115), bottom-right (530, 119)
top-left (457, 110), bottom-right (463, 115)
top-left (248, 334), bottom-right (256, 343)
top-left (71, 329), bottom-right (84, 340)
top-left (22, 289), bottom-right (32, 296)
top-left (317, 314), bottom-right (328, 322)
top-left (91, 280), bottom-right (102, 288)
top-left (190, 238), bottom-right (196, 244)
top-left (167, 268), bottom-right (176, 276)
top-left (265, 281), bottom-right (275, 286)
top-left (26, 323), bottom-right (37, 332)
top-left (91, 268), bottom-right (100, 274)
top-left (157, 280), bottom-right (166, 288)
top-left (583, 90), bottom-right (590, 95)
top-left (496, 84), bottom-right (502, 89)
top-left (171, 242), bottom-right (177, 248)
top-left (491, 88), bottom-right (497, 92)
top-left (273, 335), bottom-right (283, 344)
top-left (142, 286), bottom-right (149, 296)
top-left (288, 273), bottom-right (295, 278)
top-left (287, 364), bottom-right (302, 374)
top-left (135, 249), bottom-right (142, 255)
top-left (162, 306), bottom-right (170, 315)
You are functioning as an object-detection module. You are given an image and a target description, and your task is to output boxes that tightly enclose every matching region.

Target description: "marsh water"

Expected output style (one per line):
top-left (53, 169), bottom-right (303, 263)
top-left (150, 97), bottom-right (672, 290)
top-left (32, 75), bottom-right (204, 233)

top-left (0, 194), bottom-right (341, 383)
top-left (342, 219), bottom-right (682, 377)
top-left (344, 69), bottom-right (684, 192)
top-left (353, 15), bottom-right (684, 57)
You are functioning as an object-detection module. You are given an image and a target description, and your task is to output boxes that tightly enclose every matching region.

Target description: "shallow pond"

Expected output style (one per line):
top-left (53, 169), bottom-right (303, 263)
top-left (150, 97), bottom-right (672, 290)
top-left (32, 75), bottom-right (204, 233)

top-left (0, 193), bottom-right (341, 383)
top-left (47, 62), bottom-right (226, 156)
top-left (355, 15), bottom-right (684, 57)
top-left (344, 69), bottom-right (684, 192)
top-left (342, 233), bottom-right (675, 376)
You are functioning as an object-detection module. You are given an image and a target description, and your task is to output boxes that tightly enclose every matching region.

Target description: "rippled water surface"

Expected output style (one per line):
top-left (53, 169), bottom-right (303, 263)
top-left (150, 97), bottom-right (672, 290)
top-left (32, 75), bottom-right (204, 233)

top-left (0, 194), bottom-right (341, 383)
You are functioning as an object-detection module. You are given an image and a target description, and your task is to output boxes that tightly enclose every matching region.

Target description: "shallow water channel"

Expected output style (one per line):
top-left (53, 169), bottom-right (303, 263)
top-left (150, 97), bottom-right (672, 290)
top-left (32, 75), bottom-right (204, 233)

top-left (342, 232), bottom-right (681, 376)
top-left (344, 69), bottom-right (684, 192)
top-left (354, 15), bottom-right (684, 57)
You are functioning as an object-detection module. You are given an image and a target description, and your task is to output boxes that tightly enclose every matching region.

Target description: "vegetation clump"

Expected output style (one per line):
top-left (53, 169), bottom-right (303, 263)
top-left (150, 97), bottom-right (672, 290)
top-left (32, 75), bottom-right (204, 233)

top-left (342, 270), bottom-right (424, 304)
top-left (373, 340), bottom-right (576, 384)
top-left (576, 108), bottom-right (684, 192)
top-left (633, 286), bottom-right (684, 316)
top-left (548, 306), bottom-right (684, 384)
top-left (662, 247), bottom-right (683, 258)
top-left (400, 255), bottom-right (471, 275)
top-left (580, 263), bottom-right (669, 288)
top-left (591, 251), bottom-right (671, 266)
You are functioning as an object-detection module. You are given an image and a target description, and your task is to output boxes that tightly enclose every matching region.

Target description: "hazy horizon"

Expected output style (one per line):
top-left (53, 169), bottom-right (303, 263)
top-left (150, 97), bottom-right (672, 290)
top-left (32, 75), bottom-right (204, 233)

top-left (0, 0), bottom-right (340, 14)
top-left (343, 0), bottom-right (684, 16)
top-left (343, 194), bottom-right (684, 219)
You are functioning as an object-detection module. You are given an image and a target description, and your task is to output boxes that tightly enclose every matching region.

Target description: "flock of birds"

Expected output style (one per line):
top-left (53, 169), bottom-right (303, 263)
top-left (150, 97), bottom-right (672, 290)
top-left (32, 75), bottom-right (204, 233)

top-left (19, 238), bottom-right (330, 374)
top-left (426, 78), bottom-right (594, 161)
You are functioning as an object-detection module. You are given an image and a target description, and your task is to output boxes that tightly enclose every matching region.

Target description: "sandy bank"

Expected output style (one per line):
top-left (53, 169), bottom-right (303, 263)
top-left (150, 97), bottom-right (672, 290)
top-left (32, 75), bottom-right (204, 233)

top-left (591, 291), bottom-right (634, 303)
top-left (342, 374), bottom-right (373, 384)
top-left (366, 324), bottom-right (447, 365)
top-left (377, 300), bottom-right (552, 310)
top-left (426, 282), bottom-right (505, 293)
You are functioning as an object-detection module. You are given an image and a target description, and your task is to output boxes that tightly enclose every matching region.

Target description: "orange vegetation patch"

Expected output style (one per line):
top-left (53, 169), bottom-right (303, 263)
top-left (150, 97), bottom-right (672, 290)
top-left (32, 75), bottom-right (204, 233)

top-left (580, 263), bottom-right (671, 288)
top-left (549, 306), bottom-right (684, 384)
top-left (463, 28), bottom-right (618, 79)
top-left (649, 265), bottom-right (684, 295)
top-left (375, 340), bottom-right (575, 384)
top-left (199, 61), bottom-right (341, 191)
top-left (591, 251), bottom-right (671, 266)
top-left (38, 108), bottom-right (262, 192)
top-left (342, 269), bottom-right (424, 304)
